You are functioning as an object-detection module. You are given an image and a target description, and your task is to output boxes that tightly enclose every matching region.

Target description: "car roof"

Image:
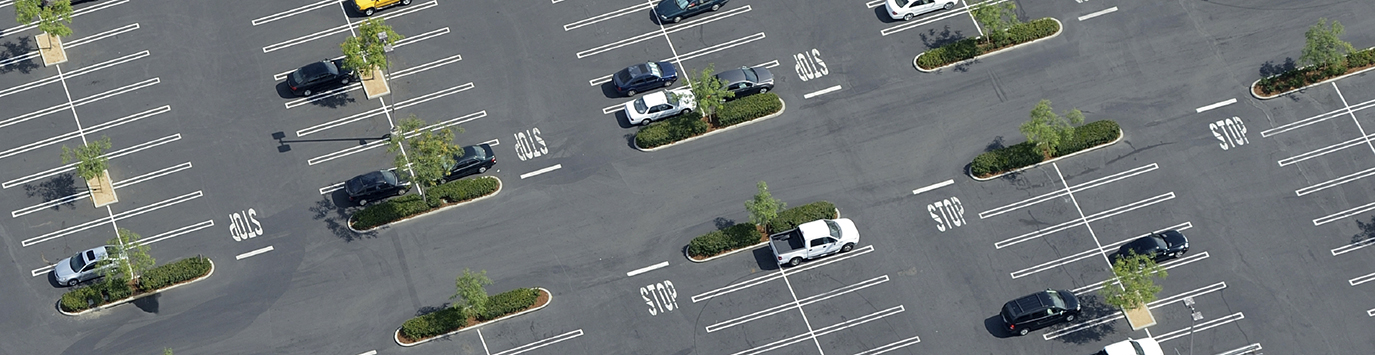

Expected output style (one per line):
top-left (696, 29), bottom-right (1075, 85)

top-left (299, 61), bottom-right (339, 77)
top-left (715, 68), bottom-right (748, 82)
top-left (1004, 290), bottom-right (1061, 317)
top-left (641, 91), bottom-right (672, 106)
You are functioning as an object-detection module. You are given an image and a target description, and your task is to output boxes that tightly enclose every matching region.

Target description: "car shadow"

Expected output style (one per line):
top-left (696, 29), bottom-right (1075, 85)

top-left (874, 5), bottom-right (901, 23)
top-left (601, 81), bottom-right (627, 98)
top-left (22, 173), bottom-right (79, 213)
top-left (0, 36), bottom-right (41, 75)
top-left (275, 82), bottom-right (297, 99)
top-left (984, 315), bottom-right (1014, 338)
top-left (47, 271), bottom-right (65, 288)
top-left (752, 246), bottom-right (780, 271)
top-left (310, 193), bottom-right (377, 242)
top-left (1053, 294), bottom-right (1118, 345)
top-left (615, 110), bottom-right (636, 129)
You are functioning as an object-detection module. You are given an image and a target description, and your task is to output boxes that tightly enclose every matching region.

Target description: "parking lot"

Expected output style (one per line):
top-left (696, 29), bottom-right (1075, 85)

top-left (0, 0), bottom-right (1372, 354)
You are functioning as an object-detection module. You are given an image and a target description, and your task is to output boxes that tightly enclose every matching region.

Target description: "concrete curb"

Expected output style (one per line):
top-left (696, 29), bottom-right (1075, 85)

top-left (1250, 48), bottom-right (1375, 100)
top-left (684, 208), bottom-right (839, 263)
top-left (58, 258), bottom-right (215, 316)
top-left (635, 98), bottom-right (787, 152)
top-left (348, 176), bottom-right (503, 233)
top-left (395, 287), bottom-right (551, 347)
top-left (969, 129), bottom-right (1123, 181)
top-left (914, 18), bottom-right (1064, 73)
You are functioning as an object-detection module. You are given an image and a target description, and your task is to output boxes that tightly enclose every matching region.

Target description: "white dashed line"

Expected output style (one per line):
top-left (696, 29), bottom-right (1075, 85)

top-left (626, 261), bottom-right (669, 277)
top-left (1195, 98), bottom-right (1236, 113)
top-left (1350, 271), bottom-right (1375, 286)
top-left (520, 164), bottom-right (562, 179)
top-left (803, 85), bottom-right (842, 99)
top-left (236, 246), bottom-right (275, 260)
top-left (911, 179), bottom-right (953, 195)
top-left (1154, 312), bottom-right (1245, 343)
top-left (1077, 6), bottom-right (1117, 21)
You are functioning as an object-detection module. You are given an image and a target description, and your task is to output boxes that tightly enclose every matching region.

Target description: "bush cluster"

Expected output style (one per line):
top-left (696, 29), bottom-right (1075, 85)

top-left (1257, 48), bottom-right (1375, 95)
top-left (58, 257), bottom-right (213, 313)
top-left (970, 120), bottom-right (1120, 177)
top-left (351, 177), bottom-right (500, 230)
top-left (400, 288), bottom-right (543, 341)
top-left (687, 223), bottom-right (763, 258)
top-left (769, 201), bottom-right (839, 233)
top-left (917, 18), bottom-right (1059, 69)
top-left (716, 93), bottom-right (783, 127)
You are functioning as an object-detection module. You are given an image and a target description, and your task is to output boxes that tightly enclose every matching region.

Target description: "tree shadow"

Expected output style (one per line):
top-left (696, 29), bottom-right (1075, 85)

top-left (919, 26), bottom-right (965, 50)
top-left (309, 92), bottom-right (357, 109)
top-left (415, 302), bottom-right (452, 317)
top-left (133, 293), bottom-right (159, 313)
top-left (310, 194), bottom-right (376, 242)
top-left (1053, 294), bottom-right (1119, 345)
top-left (0, 36), bottom-right (41, 75)
top-left (1259, 58), bottom-right (1296, 77)
top-left (985, 136), bottom-right (1005, 152)
top-left (1352, 215), bottom-right (1375, 244)
top-left (22, 173), bottom-right (79, 212)
top-left (713, 217), bottom-right (735, 230)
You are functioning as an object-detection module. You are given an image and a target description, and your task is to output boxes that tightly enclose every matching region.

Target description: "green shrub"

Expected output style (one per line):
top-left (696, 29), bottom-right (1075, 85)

top-left (1348, 48), bottom-right (1375, 68)
top-left (717, 93), bottom-right (782, 127)
top-left (351, 194), bottom-right (430, 230)
top-left (1058, 120), bottom-right (1121, 153)
top-left (970, 120), bottom-right (1119, 177)
top-left (918, 38), bottom-right (979, 69)
top-left (400, 307), bottom-right (466, 340)
top-left (138, 256), bottom-right (212, 292)
top-left (480, 288), bottom-right (540, 321)
top-left (59, 286), bottom-right (100, 312)
top-left (769, 201), bottom-right (838, 233)
top-left (1002, 18), bottom-right (1059, 45)
top-left (635, 111), bottom-right (708, 149)
top-left (919, 18), bottom-right (1058, 69)
top-left (687, 223), bottom-right (763, 258)
top-left (426, 176), bottom-right (499, 206)
top-left (96, 277), bottom-right (132, 301)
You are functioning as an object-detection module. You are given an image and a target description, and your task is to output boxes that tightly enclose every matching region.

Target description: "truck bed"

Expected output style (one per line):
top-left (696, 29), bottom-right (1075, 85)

top-left (769, 229), bottom-right (805, 254)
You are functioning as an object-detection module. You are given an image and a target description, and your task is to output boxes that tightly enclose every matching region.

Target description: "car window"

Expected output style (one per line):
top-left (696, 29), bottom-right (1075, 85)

top-left (633, 98), bottom-right (648, 113)
top-left (68, 254), bottom-right (86, 273)
top-left (647, 62), bottom-right (663, 78)
top-left (824, 237), bottom-right (838, 244)
top-left (824, 220), bottom-right (841, 239)
top-left (810, 239), bottom-right (825, 247)
top-left (1047, 291), bottom-right (1067, 309)
top-left (82, 262), bottom-right (97, 272)
top-left (667, 93), bottom-right (680, 105)
top-left (728, 83), bottom-right (740, 90)
top-left (648, 105), bottom-right (661, 113)
top-left (744, 68), bottom-right (758, 82)
top-left (675, 0), bottom-right (688, 9)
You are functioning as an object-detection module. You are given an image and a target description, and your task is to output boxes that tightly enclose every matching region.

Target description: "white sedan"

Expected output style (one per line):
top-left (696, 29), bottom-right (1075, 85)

top-left (624, 88), bottom-right (696, 126)
top-left (884, 0), bottom-right (957, 21)
top-left (1104, 337), bottom-right (1164, 355)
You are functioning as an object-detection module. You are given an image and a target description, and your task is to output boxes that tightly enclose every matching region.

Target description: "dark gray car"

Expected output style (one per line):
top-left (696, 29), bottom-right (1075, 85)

top-left (714, 66), bottom-right (774, 99)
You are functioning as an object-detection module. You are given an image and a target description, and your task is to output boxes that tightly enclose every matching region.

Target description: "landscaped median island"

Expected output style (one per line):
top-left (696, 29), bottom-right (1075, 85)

top-left (635, 92), bottom-right (784, 150)
top-left (349, 176), bottom-right (500, 231)
top-left (1252, 19), bottom-right (1374, 99)
top-left (59, 256), bottom-right (213, 315)
top-left (971, 120), bottom-right (1120, 180)
top-left (396, 269), bottom-right (550, 347)
top-left (687, 200), bottom-right (838, 261)
top-left (914, 17), bottom-right (1061, 71)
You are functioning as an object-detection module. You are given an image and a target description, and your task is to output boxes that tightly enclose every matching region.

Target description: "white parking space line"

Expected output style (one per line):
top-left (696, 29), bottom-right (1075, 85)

top-left (307, 110), bottom-right (486, 166)
top-left (0, 77), bottom-right (158, 130)
top-left (1076, 6), bottom-right (1117, 21)
top-left (880, 0), bottom-right (1004, 36)
top-left (692, 245), bottom-right (875, 303)
top-left (491, 329), bottom-right (584, 355)
top-left (1350, 271), bottom-right (1375, 286)
top-left (297, 83), bottom-right (474, 136)
top-left (1261, 96), bottom-right (1375, 137)
top-left (1216, 344), bottom-right (1263, 355)
top-left (273, 27), bottom-right (451, 80)
top-left (0, 0), bottom-right (127, 38)
top-left (12, 161), bottom-right (192, 218)
top-left (1313, 199), bottom-right (1375, 226)
top-left (1331, 237), bottom-right (1375, 256)
top-left (576, 5), bottom-right (752, 59)
top-left (20, 190), bottom-right (204, 247)
top-left (854, 335), bottom-right (922, 355)
top-left (730, 305), bottom-right (905, 355)
top-left (1369, 308), bottom-right (1375, 317)
top-left (1154, 312), bottom-right (1245, 343)
top-left (602, 103), bottom-right (623, 115)
top-left (251, 0), bottom-right (342, 26)
top-left (865, 0), bottom-right (884, 9)
top-left (626, 261), bottom-right (669, 277)
top-left (1013, 222), bottom-right (1192, 279)
top-left (1072, 251), bottom-right (1210, 295)
top-left (1195, 98), bottom-right (1236, 113)
top-left (980, 163), bottom-right (1157, 219)
top-left (136, 219), bottom-right (215, 247)
top-left (706, 275), bottom-right (889, 333)
top-left (1278, 132), bottom-right (1375, 167)
top-left (0, 105), bottom-right (169, 161)
top-left (3, 134), bottom-right (181, 189)
top-left (563, 2), bottom-right (652, 31)
top-left (1332, 83), bottom-right (1375, 156)
top-left (911, 179), bottom-right (953, 195)
top-left (319, 182), bottom-right (345, 195)
top-left (0, 50), bottom-right (149, 100)
top-left (587, 34), bottom-right (767, 87)
top-left (1295, 166), bottom-right (1375, 196)
top-left (236, 246), bottom-right (275, 260)
top-left (480, 138), bottom-right (499, 146)
top-left (262, 0), bottom-right (438, 53)
top-left (0, 23), bottom-right (138, 69)
top-left (356, 351), bottom-right (377, 355)
top-left (775, 262), bottom-right (825, 354)
top-left (803, 85), bottom-right (843, 99)
top-left (520, 164), bottom-right (562, 179)
top-left (995, 192), bottom-right (1176, 249)
top-left (1045, 281), bottom-right (1227, 340)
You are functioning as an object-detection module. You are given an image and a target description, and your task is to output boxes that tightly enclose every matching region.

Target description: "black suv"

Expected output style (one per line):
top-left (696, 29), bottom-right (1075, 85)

top-left (1000, 289), bottom-right (1081, 336)
top-left (286, 59), bottom-right (357, 96)
top-left (441, 144), bottom-right (496, 181)
top-left (344, 170), bottom-right (409, 206)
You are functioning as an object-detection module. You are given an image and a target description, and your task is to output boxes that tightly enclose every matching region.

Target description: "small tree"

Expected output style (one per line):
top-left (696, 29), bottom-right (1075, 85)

top-left (99, 228), bottom-right (155, 286)
top-left (341, 18), bottom-right (402, 78)
top-left (1301, 18), bottom-right (1353, 72)
top-left (744, 181), bottom-right (785, 229)
top-left (684, 63), bottom-right (733, 122)
top-left (1099, 251), bottom-right (1167, 310)
top-left (61, 136), bottom-right (112, 181)
top-left (164, 348), bottom-right (173, 355)
top-left (970, 1), bottom-right (1018, 45)
top-left (451, 268), bottom-right (492, 318)
top-left (1019, 99), bottom-right (1084, 157)
top-left (388, 115), bottom-right (463, 187)
top-left (15, 0), bottom-right (72, 49)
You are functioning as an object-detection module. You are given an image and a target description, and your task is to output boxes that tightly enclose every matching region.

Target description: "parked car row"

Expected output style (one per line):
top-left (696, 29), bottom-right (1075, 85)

top-left (613, 61), bottom-right (775, 125)
top-left (344, 144), bottom-right (497, 206)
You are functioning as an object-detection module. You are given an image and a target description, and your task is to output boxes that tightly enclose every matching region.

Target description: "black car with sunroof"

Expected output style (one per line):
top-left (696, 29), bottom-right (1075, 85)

top-left (442, 144), bottom-right (496, 181)
top-left (344, 170), bottom-right (409, 206)
top-left (654, 0), bottom-right (728, 23)
top-left (286, 59), bottom-right (357, 97)
top-left (1000, 289), bottom-right (1080, 336)
top-left (715, 65), bottom-right (774, 99)
top-left (1113, 230), bottom-right (1190, 263)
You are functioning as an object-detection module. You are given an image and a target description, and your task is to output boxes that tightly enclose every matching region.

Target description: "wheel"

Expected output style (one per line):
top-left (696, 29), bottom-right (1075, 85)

top-left (402, 0), bottom-right (411, 4)
top-left (663, 80), bottom-right (673, 87)
top-left (943, 2), bottom-right (954, 10)
top-left (364, 8), bottom-right (374, 16)
top-left (903, 13), bottom-right (914, 21)
top-left (682, 108), bottom-right (692, 115)
top-left (710, 4), bottom-right (720, 11)
top-left (302, 89), bottom-right (312, 96)
top-left (66, 279), bottom-right (79, 287)
top-left (1018, 328), bottom-right (1029, 336)
top-left (672, 16), bottom-right (681, 23)
top-left (758, 87), bottom-right (768, 94)
top-left (359, 199), bottom-right (369, 206)
top-left (340, 77), bottom-right (349, 85)
top-left (1065, 314), bottom-right (1076, 322)
top-left (841, 243), bottom-right (854, 252)
top-left (478, 166), bottom-right (487, 173)
top-left (788, 257), bottom-right (802, 266)
top-left (626, 90), bottom-right (636, 96)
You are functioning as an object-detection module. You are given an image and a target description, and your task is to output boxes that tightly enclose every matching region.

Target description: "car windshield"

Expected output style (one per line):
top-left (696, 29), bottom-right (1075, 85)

top-left (1046, 290), bottom-right (1067, 309)
top-left (744, 68), bottom-right (758, 82)
top-left (665, 92), bottom-right (680, 105)
top-left (68, 252), bottom-right (88, 272)
top-left (675, 0), bottom-right (688, 9)
top-left (289, 69), bottom-right (305, 84)
top-left (1130, 340), bottom-right (1144, 354)
top-left (461, 145), bottom-right (487, 160)
top-left (380, 170), bottom-right (399, 185)
top-left (615, 69), bottom-right (632, 84)
top-left (647, 62), bottom-right (662, 77)
top-left (825, 220), bottom-right (841, 238)
top-left (633, 98), bottom-right (648, 113)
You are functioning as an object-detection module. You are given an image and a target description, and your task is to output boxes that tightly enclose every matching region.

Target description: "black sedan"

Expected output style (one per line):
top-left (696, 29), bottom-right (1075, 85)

top-left (286, 59), bottom-right (357, 97)
top-left (1113, 230), bottom-right (1190, 263)
top-left (613, 61), bottom-right (678, 97)
top-left (654, 0), bottom-right (728, 23)
top-left (344, 170), bottom-right (409, 206)
top-left (442, 144), bottom-right (496, 181)
top-left (715, 65), bottom-right (774, 98)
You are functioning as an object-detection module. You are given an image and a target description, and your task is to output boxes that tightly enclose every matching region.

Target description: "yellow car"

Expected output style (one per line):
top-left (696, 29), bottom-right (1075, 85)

top-left (353, 0), bottom-right (410, 16)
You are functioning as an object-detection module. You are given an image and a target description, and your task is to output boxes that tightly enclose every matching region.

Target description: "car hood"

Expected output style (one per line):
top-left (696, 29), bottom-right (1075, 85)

top-left (655, 0), bottom-right (683, 17)
top-left (1160, 230), bottom-right (1188, 248)
top-left (1104, 338), bottom-right (1164, 355)
top-left (53, 257), bottom-right (77, 281)
top-left (835, 218), bottom-right (860, 240)
top-left (1060, 290), bottom-right (1080, 311)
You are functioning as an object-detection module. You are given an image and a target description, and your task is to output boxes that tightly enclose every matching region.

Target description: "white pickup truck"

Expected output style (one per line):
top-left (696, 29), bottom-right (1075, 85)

top-left (769, 218), bottom-right (860, 267)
